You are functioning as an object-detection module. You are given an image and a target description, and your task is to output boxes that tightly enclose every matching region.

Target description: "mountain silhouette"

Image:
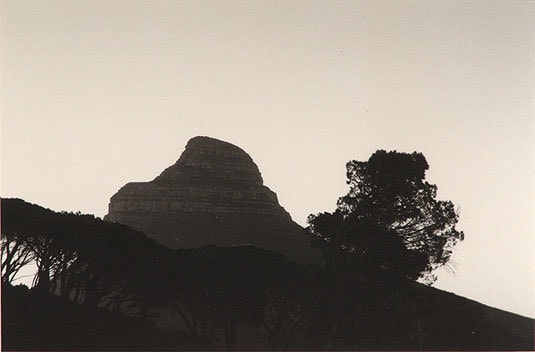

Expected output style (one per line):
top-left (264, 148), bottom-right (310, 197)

top-left (105, 136), bottom-right (319, 264)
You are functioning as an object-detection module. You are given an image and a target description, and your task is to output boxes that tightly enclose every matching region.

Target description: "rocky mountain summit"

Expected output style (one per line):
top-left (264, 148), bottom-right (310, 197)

top-left (105, 136), bottom-right (318, 263)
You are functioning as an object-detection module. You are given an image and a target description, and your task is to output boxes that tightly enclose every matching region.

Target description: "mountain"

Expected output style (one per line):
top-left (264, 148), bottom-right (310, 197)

top-left (105, 136), bottom-right (319, 264)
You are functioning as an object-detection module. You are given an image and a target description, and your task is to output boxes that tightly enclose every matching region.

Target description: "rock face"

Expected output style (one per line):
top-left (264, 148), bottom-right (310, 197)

top-left (105, 136), bottom-right (319, 264)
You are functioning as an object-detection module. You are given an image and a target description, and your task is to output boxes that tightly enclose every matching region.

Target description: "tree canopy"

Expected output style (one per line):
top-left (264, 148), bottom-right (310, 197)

top-left (307, 150), bottom-right (464, 283)
top-left (0, 198), bottom-right (296, 349)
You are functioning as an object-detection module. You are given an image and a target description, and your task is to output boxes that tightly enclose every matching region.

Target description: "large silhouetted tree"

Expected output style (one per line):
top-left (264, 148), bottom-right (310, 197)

top-left (307, 150), bottom-right (463, 283)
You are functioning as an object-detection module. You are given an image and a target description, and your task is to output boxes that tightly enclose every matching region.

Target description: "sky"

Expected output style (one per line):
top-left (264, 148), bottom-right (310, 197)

top-left (1, 0), bottom-right (534, 318)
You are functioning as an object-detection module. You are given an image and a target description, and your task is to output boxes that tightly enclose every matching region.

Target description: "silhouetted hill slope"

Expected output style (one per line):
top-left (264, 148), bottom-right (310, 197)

top-left (3, 277), bottom-right (532, 351)
top-left (1, 197), bottom-right (533, 350)
top-left (394, 282), bottom-right (534, 350)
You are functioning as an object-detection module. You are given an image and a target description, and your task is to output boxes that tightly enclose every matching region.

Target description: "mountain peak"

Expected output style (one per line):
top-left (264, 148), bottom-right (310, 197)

top-left (105, 137), bottom-right (318, 264)
top-left (154, 136), bottom-right (263, 185)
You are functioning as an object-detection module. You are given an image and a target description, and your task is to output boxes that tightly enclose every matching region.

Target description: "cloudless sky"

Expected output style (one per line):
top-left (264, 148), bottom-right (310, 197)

top-left (2, 0), bottom-right (534, 318)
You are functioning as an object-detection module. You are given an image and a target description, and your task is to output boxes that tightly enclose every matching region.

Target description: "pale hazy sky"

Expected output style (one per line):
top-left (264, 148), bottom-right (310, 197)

top-left (1, 1), bottom-right (534, 318)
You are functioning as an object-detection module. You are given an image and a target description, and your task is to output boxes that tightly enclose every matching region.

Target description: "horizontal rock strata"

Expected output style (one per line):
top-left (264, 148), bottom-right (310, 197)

top-left (105, 136), bottom-right (319, 264)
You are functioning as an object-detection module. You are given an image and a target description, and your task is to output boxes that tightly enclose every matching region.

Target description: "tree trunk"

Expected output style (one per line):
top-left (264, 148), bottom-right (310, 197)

top-left (35, 264), bottom-right (50, 294)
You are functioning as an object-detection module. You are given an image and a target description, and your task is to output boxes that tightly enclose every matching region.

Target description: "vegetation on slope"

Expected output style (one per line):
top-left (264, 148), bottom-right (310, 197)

top-left (2, 150), bottom-right (533, 350)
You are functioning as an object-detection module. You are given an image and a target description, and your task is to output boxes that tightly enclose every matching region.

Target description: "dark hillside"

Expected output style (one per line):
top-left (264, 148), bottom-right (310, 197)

top-left (1, 283), bottom-right (209, 351)
top-left (1, 197), bottom-right (533, 350)
top-left (394, 282), bottom-right (534, 350)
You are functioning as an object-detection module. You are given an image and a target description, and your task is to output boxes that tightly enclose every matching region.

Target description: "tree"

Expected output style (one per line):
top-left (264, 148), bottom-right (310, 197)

top-left (1, 199), bottom-right (81, 294)
top-left (1, 198), bottom-right (174, 312)
top-left (1, 232), bottom-right (34, 285)
top-left (307, 150), bottom-right (463, 283)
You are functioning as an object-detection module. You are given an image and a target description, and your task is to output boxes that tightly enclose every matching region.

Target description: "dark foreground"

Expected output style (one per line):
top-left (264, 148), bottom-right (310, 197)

top-left (3, 277), bottom-right (533, 351)
top-left (2, 198), bottom-right (533, 350)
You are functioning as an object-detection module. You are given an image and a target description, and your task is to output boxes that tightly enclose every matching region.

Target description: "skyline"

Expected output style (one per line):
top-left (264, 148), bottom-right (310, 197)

top-left (2, 0), bottom-right (534, 318)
